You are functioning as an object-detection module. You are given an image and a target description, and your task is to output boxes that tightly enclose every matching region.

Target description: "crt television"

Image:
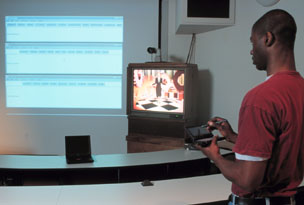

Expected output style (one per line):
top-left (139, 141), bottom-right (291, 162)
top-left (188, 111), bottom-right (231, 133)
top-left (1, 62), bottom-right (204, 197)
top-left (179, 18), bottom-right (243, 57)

top-left (127, 62), bottom-right (199, 123)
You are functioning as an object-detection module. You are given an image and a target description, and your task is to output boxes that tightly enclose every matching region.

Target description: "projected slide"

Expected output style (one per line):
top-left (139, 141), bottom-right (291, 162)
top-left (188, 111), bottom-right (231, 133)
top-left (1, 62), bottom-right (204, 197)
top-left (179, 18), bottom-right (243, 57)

top-left (5, 16), bottom-right (123, 110)
top-left (6, 75), bottom-right (121, 108)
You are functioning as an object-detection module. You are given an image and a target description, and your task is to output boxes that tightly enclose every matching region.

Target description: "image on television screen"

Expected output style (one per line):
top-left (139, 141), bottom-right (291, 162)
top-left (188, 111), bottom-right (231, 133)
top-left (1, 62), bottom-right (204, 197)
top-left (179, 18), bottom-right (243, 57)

top-left (132, 69), bottom-right (184, 113)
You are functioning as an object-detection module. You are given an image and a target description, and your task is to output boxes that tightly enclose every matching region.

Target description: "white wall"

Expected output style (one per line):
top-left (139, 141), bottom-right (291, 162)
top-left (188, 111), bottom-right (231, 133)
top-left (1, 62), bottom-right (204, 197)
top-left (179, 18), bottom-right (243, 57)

top-left (165, 0), bottom-right (304, 131)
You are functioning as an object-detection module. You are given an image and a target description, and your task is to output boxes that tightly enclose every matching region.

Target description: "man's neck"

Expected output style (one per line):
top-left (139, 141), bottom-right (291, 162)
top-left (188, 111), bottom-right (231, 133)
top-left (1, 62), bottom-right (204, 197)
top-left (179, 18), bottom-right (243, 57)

top-left (266, 48), bottom-right (296, 76)
top-left (267, 66), bottom-right (296, 76)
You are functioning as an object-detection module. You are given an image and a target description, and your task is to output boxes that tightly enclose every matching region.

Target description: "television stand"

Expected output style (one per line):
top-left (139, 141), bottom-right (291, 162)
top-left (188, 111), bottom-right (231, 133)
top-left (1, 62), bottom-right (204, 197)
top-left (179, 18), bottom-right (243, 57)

top-left (126, 116), bottom-right (199, 153)
top-left (128, 115), bottom-right (197, 138)
top-left (126, 134), bottom-right (184, 153)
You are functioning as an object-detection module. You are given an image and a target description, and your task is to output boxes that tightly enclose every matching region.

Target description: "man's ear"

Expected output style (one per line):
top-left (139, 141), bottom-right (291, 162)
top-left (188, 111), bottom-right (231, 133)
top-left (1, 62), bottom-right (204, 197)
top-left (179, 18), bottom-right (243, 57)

top-left (265, 31), bottom-right (275, 47)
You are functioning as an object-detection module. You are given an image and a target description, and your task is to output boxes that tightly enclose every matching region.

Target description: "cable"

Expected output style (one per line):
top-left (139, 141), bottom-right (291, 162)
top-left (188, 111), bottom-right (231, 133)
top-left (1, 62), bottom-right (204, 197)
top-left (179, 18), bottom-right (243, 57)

top-left (158, 0), bottom-right (162, 62)
top-left (186, 33), bottom-right (196, 64)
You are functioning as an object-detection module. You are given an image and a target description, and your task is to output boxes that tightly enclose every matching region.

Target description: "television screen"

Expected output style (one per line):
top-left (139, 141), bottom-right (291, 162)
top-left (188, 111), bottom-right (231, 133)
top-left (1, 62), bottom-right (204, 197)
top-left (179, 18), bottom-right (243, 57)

top-left (132, 69), bottom-right (185, 114)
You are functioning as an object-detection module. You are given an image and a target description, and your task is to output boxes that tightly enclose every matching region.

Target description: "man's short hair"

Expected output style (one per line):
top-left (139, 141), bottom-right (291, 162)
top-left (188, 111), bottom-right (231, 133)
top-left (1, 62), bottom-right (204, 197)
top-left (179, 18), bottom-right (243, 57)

top-left (252, 9), bottom-right (297, 50)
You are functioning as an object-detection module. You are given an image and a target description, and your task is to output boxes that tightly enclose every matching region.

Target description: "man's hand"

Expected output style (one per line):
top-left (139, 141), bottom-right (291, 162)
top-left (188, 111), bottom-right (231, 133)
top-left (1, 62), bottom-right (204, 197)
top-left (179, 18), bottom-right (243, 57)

top-left (195, 135), bottom-right (221, 161)
top-left (206, 117), bottom-right (238, 143)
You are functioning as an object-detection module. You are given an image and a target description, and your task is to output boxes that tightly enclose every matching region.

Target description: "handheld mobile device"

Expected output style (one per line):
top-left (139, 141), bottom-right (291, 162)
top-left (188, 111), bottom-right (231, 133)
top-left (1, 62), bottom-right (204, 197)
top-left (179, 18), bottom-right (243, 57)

top-left (185, 126), bottom-right (225, 147)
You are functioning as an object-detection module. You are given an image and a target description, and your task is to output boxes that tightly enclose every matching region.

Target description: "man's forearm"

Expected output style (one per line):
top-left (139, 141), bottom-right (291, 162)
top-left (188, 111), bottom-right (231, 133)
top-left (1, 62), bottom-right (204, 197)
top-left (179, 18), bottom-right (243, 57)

top-left (198, 137), bottom-right (267, 193)
top-left (210, 153), bottom-right (267, 193)
top-left (226, 133), bottom-right (238, 144)
top-left (211, 154), bottom-right (242, 186)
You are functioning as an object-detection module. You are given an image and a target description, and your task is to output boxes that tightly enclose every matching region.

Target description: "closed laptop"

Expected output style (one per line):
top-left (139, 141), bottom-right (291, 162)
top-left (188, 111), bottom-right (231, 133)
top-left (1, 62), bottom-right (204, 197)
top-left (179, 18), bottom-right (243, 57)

top-left (65, 135), bottom-right (94, 164)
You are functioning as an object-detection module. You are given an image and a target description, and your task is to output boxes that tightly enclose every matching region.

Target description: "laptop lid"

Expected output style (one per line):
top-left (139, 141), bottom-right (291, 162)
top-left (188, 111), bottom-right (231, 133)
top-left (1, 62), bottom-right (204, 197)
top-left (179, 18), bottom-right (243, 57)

top-left (65, 135), bottom-right (92, 158)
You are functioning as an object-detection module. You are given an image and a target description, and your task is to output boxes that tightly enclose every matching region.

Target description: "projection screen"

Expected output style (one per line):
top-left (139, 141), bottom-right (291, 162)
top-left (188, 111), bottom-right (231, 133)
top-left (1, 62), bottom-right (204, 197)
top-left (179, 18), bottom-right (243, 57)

top-left (0, 0), bottom-right (158, 155)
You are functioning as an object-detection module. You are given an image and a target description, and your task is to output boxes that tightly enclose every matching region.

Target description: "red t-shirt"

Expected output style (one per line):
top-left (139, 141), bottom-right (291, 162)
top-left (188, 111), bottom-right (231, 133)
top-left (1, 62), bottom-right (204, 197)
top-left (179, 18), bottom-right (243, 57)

top-left (232, 71), bottom-right (304, 197)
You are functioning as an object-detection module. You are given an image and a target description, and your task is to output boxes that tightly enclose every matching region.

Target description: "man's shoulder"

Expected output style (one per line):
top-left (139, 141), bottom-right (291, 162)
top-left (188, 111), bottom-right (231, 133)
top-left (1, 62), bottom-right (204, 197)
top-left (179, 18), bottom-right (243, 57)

top-left (242, 71), bottom-right (304, 107)
top-left (243, 81), bottom-right (270, 103)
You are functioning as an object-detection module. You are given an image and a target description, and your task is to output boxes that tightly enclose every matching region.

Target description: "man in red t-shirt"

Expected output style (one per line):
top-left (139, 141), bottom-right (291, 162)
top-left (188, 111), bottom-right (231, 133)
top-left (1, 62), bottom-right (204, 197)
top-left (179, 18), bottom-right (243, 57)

top-left (196, 9), bottom-right (304, 205)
